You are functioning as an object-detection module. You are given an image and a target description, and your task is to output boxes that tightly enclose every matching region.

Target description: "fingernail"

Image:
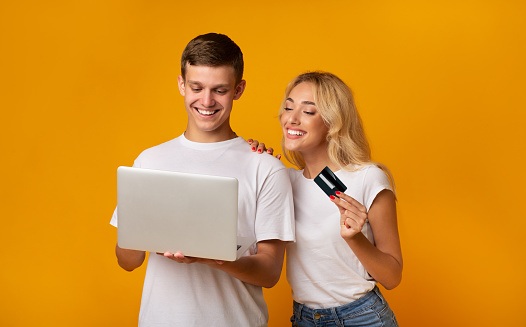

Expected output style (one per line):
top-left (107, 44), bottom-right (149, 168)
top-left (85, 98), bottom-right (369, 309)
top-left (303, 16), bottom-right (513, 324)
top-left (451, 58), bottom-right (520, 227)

top-left (277, 154), bottom-right (281, 160)
top-left (258, 149), bottom-right (262, 152)
top-left (330, 195), bottom-right (335, 200)
top-left (252, 147), bottom-right (255, 151)
top-left (335, 191), bottom-right (341, 195)
top-left (248, 139), bottom-right (253, 143)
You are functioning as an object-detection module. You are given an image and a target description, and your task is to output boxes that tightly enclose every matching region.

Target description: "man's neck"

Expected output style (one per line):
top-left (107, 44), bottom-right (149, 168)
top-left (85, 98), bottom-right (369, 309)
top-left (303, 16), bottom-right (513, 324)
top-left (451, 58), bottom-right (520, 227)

top-left (183, 128), bottom-right (237, 143)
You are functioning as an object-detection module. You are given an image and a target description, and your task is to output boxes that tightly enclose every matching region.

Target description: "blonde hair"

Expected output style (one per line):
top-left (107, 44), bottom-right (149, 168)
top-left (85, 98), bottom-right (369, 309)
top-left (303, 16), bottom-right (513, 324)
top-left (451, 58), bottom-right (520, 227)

top-left (279, 71), bottom-right (396, 192)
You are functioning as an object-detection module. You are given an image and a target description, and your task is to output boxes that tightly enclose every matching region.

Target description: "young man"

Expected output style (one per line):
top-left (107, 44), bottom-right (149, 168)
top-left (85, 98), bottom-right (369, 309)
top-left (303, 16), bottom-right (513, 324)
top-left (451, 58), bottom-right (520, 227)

top-left (110, 33), bottom-right (295, 326)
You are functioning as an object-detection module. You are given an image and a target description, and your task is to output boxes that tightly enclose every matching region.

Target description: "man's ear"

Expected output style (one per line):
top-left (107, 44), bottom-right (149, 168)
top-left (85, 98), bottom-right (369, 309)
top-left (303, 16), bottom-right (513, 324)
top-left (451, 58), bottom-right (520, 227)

top-left (177, 75), bottom-right (185, 96)
top-left (233, 80), bottom-right (246, 100)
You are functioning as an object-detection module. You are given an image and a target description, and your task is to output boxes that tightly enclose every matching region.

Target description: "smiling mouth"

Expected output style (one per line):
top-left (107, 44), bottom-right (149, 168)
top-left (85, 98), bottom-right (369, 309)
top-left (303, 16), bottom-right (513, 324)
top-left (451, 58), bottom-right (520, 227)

top-left (196, 108), bottom-right (219, 116)
top-left (287, 129), bottom-right (306, 136)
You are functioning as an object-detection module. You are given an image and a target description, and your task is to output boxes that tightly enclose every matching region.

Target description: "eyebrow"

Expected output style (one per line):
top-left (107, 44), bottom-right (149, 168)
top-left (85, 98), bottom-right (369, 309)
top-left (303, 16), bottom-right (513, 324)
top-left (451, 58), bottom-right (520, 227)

top-left (187, 81), bottom-right (230, 89)
top-left (286, 98), bottom-right (316, 106)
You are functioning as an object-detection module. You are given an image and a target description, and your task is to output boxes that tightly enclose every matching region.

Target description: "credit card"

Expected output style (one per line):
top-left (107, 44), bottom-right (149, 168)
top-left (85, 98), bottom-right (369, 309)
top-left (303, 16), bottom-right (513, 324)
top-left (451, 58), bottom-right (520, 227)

top-left (314, 166), bottom-right (347, 197)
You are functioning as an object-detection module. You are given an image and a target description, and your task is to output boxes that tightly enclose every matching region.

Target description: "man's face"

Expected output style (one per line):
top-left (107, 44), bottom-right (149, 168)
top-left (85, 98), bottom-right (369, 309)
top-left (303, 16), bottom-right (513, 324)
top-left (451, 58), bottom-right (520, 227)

top-left (178, 64), bottom-right (245, 142)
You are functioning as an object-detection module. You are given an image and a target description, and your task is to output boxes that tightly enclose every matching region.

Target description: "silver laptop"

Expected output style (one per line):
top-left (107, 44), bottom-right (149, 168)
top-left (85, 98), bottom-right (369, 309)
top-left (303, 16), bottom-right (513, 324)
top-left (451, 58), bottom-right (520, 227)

top-left (117, 166), bottom-right (255, 261)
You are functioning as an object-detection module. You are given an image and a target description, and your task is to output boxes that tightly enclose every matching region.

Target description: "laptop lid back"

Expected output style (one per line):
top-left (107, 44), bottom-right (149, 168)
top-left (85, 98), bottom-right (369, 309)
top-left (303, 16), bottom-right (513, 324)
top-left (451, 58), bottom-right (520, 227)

top-left (117, 166), bottom-right (240, 261)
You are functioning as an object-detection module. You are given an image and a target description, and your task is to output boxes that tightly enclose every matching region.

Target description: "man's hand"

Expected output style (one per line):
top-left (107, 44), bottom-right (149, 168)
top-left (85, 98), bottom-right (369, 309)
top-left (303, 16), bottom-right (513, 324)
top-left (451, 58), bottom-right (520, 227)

top-left (157, 240), bottom-right (287, 288)
top-left (157, 251), bottom-right (225, 265)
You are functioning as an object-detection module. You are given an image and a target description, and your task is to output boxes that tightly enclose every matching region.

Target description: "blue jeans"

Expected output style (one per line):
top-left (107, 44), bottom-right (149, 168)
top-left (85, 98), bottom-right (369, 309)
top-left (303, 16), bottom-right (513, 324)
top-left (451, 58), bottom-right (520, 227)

top-left (291, 287), bottom-right (399, 327)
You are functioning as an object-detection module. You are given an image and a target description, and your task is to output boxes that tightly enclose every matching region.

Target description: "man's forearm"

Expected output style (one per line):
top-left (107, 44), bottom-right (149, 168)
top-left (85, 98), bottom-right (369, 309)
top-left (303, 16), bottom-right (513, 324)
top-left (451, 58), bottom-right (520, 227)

top-left (207, 240), bottom-right (286, 288)
top-left (115, 244), bottom-right (146, 271)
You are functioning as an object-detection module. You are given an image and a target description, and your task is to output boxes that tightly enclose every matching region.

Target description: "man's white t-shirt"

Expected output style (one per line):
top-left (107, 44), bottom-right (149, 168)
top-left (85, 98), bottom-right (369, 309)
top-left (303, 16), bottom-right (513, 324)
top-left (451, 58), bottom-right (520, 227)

top-left (111, 134), bottom-right (295, 327)
top-left (286, 165), bottom-right (392, 309)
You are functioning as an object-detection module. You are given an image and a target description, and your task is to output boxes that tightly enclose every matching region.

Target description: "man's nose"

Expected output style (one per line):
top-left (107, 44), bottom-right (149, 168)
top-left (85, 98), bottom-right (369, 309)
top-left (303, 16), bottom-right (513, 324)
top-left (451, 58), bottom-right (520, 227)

top-left (201, 91), bottom-right (215, 107)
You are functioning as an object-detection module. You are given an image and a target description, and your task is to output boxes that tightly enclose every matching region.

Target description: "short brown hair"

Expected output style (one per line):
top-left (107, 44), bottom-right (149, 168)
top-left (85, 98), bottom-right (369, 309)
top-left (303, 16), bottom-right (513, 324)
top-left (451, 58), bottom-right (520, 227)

top-left (181, 33), bottom-right (244, 84)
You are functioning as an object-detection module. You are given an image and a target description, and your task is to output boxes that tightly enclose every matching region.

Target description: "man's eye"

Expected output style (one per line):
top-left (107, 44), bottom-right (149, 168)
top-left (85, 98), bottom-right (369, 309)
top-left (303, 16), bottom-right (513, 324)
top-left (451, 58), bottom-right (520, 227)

top-left (216, 90), bottom-right (227, 94)
top-left (191, 88), bottom-right (201, 92)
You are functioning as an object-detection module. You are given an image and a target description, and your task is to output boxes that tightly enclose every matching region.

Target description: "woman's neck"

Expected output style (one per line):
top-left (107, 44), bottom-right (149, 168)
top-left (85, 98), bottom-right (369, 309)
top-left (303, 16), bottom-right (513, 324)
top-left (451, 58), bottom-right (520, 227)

top-left (302, 151), bottom-right (340, 179)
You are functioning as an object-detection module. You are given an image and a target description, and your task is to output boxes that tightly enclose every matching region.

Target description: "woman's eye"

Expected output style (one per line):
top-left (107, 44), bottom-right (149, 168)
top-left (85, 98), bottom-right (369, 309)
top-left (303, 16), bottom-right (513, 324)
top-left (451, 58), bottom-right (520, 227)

top-left (284, 107), bottom-right (293, 111)
top-left (304, 111), bottom-right (315, 115)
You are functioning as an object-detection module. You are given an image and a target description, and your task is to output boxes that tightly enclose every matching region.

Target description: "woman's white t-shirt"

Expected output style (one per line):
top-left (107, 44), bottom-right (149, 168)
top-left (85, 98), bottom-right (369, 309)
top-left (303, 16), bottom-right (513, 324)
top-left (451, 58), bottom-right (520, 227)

top-left (286, 165), bottom-right (392, 309)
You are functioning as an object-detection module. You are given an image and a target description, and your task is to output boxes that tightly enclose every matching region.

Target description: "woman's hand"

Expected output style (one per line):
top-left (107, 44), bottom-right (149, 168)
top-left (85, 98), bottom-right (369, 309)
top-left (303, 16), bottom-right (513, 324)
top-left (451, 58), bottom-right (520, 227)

top-left (247, 139), bottom-right (281, 160)
top-left (330, 191), bottom-right (368, 240)
top-left (330, 189), bottom-right (403, 289)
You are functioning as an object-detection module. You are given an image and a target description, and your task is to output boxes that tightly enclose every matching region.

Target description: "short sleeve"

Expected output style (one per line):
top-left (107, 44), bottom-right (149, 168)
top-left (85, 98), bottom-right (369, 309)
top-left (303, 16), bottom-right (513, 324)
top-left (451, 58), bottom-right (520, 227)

top-left (362, 166), bottom-right (393, 210)
top-left (254, 167), bottom-right (295, 242)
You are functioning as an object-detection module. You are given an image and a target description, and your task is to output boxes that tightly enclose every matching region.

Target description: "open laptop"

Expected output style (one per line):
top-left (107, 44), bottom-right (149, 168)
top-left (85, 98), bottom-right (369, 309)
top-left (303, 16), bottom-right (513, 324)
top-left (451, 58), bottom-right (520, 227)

top-left (117, 166), bottom-right (255, 261)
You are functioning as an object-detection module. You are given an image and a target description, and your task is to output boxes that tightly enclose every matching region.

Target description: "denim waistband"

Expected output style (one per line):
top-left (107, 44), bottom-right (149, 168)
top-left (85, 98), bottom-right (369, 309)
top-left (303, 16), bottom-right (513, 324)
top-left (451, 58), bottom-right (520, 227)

top-left (293, 286), bottom-right (386, 324)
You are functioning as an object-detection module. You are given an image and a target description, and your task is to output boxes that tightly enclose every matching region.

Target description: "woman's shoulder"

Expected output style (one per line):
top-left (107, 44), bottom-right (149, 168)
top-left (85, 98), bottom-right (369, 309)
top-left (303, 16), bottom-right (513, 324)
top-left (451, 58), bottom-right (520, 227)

top-left (287, 167), bottom-right (303, 180)
top-left (341, 164), bottom-right (390, 184)
top-left (341, 164), bottom-right (379, 174)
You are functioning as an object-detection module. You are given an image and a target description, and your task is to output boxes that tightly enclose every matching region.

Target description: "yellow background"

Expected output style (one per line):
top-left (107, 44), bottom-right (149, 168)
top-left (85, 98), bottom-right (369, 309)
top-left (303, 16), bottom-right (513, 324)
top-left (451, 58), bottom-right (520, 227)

top-left (1, 0), bottom-right (525, 326)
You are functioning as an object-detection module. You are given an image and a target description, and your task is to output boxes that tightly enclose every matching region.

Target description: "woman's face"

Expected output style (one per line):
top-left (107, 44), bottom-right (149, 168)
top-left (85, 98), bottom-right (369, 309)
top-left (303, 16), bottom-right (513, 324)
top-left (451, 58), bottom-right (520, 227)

top-left (280, 82), bottom-right (329, 155)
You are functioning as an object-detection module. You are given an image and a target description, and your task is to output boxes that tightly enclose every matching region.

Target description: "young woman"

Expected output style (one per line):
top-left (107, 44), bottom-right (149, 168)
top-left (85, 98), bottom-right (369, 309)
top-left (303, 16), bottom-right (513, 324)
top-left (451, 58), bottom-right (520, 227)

top-left (251, 72), bottom-right (402, 326)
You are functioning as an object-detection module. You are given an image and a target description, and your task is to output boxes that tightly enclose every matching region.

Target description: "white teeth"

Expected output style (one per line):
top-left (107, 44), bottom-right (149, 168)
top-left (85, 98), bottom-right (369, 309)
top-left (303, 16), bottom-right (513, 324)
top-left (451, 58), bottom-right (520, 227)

top-left (197, 109), bottom-right (216, 115)
top-left (288, 129), bottom-right (306, 136)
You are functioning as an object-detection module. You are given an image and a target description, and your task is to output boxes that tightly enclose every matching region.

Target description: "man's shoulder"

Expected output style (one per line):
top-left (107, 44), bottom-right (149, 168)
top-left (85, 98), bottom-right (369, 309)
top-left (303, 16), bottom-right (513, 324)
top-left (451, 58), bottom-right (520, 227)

top-left (132, 136), bottom-right (183, 167)
top-left (252, 150), bottom-right (287, 169)
top-left (138, 137), bottom-right (181, 157)
top-left (229, 139), bottom-right (287, 172)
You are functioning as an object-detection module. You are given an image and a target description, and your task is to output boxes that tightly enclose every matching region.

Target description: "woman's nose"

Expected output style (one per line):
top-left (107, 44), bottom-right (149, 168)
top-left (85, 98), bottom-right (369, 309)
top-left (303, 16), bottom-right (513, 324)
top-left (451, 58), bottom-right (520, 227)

top-left (288, 111), bottom-right (300, 124)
